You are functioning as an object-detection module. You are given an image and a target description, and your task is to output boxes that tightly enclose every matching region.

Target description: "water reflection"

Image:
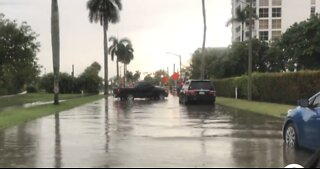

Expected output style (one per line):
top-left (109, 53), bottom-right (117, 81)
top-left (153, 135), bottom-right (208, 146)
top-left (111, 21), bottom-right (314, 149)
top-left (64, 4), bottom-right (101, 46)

top-left (0, 96), bottom-right (316, 167)
top-left (105, 98), bottom-right (110, 153)
top-left (282, 144), bottom-right (314, 166)
top-left (0, 124), bottom-right (38, 168)
top-left (54, 113), bottom-right (62, 168)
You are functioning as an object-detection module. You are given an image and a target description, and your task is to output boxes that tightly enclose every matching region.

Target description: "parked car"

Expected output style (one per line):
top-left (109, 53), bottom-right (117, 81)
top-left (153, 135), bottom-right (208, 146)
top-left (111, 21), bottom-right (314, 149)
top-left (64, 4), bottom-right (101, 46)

top-left (283, 92), bottom-right (320, 151)
top-left (113, 81), bottom-right (168, 101)
top-left (179, 80), bottom-right (216, 105)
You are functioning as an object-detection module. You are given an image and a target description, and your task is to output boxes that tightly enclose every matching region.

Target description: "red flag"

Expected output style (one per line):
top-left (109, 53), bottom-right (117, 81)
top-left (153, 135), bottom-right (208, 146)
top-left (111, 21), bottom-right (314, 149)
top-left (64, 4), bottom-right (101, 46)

top-left (171, 72), bottom-right (180, 81)
top-left (162, 76), bottom-right (169, 84)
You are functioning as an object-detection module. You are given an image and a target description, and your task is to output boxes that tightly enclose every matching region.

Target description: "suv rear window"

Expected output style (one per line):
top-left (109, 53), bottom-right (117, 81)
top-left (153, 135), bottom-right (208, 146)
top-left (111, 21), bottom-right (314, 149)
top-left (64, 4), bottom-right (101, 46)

top-left (189, 81), bottom-right (214, 90)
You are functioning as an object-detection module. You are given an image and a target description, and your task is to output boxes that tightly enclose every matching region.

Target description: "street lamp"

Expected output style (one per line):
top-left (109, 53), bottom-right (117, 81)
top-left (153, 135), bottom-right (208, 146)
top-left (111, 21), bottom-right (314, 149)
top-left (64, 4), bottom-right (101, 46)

top-left (166, 52), bottom-right (182, 77)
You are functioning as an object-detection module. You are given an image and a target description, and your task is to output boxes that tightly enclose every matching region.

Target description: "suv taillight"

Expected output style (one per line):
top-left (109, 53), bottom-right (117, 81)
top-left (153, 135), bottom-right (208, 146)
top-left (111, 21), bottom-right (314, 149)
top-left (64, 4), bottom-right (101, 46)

top-left (186, 90), bottom-right (196, 96)
top-left (209, 91), bottom-right (216, 96)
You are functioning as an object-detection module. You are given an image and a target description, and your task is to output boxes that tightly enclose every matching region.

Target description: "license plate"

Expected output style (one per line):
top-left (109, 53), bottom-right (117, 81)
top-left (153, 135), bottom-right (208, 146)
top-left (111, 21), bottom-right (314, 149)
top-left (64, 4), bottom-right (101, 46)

top-left (199, 92), bottom-right (205, 95)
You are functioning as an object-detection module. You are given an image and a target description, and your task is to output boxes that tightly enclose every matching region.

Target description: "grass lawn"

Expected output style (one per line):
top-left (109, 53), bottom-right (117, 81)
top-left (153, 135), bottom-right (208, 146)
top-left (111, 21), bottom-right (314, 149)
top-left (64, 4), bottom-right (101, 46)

top-left (0, 93), bottom-right (84, 108)
top-left (0, 94), bottom-right (104, 130)
top-left (216, 97), bottom-right (296, 118)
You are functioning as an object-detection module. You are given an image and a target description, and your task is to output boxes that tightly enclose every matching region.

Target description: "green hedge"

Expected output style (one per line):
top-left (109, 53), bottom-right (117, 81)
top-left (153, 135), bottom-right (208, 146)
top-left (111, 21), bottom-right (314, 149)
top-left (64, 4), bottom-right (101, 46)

top-left (213, 71), bottom-right (320, 104)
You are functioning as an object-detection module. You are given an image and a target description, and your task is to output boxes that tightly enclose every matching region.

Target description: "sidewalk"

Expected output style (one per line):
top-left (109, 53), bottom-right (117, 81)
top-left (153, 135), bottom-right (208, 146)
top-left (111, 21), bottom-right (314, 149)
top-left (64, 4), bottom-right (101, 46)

top-left (0, 91), bottom-right (27, 99)
top-left (216, 97), bottom-right (295, 118)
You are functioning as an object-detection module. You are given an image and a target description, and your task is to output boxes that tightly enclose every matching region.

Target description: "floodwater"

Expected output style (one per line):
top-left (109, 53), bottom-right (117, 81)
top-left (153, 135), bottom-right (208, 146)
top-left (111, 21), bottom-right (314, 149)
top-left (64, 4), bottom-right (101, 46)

top-left (0, 95), bottom-right (314, 167)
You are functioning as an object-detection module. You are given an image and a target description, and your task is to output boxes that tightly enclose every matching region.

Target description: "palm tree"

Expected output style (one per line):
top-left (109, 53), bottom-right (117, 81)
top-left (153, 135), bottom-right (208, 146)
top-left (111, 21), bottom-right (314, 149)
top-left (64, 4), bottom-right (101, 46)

top-left (227, 7), bottom-right (248, 42)
top-left (109, 37), bottom-right (133, 86)
top-left (51, 0), bottom-right (60, 105)
top-left (87, 0), bottom-right (122, 95)
top-left (109, 37), bottom-right (120, 83)
top-left (227, 6), bottom-right (258, 42)
top-left (117, 39), bottom-right (134, 87)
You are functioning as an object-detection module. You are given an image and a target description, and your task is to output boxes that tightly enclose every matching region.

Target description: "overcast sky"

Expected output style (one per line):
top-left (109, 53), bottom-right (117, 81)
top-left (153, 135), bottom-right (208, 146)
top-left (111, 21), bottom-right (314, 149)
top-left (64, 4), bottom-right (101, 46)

top-left (0, 0), bottom-right (232, 78)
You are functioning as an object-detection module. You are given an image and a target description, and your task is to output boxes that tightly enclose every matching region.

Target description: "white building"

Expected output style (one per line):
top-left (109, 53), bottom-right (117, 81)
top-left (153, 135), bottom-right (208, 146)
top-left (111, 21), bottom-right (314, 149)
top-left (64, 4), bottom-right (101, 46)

top-left (231, 0), bottom-right (320, 42)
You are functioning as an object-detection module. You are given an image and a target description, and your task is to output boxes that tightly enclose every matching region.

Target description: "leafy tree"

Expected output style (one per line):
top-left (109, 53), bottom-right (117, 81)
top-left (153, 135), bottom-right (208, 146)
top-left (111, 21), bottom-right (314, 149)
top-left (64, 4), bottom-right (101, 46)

top-left (133, 71), bottom-right (141, 82)
top-left (87, 0), bottom-right (122, 95)
top-left (280, 15), bottom-right (320, 71)
top-left (78, 62), bottom-right (103, 94)
top-left (126, 70), bottom-right (140, 84)
top-left (39, 73), bottom-right (80, 94)
top-left (0, 14), bottom-right (40, 95)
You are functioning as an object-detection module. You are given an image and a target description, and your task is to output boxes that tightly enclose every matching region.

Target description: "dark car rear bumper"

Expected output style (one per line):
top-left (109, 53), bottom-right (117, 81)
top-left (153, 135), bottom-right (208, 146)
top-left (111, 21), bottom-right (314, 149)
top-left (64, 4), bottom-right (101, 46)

top-left (186, 95), bottom-right (216, 103)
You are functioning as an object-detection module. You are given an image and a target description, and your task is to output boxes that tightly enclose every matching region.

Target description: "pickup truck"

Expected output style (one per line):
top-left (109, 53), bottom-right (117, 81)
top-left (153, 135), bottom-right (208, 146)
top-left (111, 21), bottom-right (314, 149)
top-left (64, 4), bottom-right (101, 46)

top-left (113, 81), bottom-right (169, 101)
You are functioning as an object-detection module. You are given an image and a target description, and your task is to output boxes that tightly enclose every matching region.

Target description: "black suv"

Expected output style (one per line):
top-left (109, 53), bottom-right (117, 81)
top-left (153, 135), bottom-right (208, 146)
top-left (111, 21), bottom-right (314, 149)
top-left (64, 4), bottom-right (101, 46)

top-left (179, 80), bottom-right (216, 105)
top-left (113, 81), bottom-right (168, 101)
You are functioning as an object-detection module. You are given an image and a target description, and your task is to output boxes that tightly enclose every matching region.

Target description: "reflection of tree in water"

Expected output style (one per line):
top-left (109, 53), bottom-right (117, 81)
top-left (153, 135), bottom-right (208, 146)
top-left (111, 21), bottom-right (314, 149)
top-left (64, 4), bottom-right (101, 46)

top-left (0, 124), bottom-right (37, 167)
top-left (54, 113), bottom-right (62, 168)
top-left (105, 98), bottom-right (110, 152)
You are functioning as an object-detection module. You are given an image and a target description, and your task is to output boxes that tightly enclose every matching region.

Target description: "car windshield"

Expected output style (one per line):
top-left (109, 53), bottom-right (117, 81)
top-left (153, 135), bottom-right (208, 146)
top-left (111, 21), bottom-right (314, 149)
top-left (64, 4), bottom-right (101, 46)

top-left (189, 81), bottom-right (214, 90)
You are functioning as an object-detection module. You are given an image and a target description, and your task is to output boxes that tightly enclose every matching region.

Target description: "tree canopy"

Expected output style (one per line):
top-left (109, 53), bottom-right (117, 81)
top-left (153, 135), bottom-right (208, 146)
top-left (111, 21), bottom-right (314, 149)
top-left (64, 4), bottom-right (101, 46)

top-left (0, 14), bottom-right (41, 95)
top-left (280, 15), bottom-right (320, 71)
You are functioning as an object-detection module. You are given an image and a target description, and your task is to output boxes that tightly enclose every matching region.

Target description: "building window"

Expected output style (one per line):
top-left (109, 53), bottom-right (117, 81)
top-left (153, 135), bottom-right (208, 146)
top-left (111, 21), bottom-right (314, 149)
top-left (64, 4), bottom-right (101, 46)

top-left (272, 0), bottom-right (282, 6)
top-left (259, 20), bottom-right (269, 29)
top-left (260, 0), bottom-right (269, 6)
top-left (272, 31), bottom-right (282, 40)
top-left (311, 7), bottom-right (316, 16)
top-left (311, 0), bottom-right (316, 5)
top-left (272, 19), bottom-right (281, 29)
top-left (259, 8), bottom-right (269, 18)
top-left (259, 31), bottom-right (269, 41)
top-left (272, 8), bottom-right (282, 17)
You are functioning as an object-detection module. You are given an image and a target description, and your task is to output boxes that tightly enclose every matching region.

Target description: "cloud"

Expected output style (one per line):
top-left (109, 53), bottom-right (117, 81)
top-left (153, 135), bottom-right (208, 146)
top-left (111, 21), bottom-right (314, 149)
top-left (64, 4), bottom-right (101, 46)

top-left (0, 0), bottom-right (28, 6)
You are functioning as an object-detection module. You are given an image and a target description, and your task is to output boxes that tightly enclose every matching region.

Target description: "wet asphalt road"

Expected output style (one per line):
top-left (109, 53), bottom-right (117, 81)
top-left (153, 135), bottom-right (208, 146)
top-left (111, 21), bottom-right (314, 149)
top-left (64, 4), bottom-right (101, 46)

top-left (0, 95), bottom-right (314, 167)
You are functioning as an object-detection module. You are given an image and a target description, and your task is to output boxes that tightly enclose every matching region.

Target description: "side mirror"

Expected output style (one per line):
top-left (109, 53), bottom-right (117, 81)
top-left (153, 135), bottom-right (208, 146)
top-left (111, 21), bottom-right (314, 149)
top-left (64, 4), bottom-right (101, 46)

top-left (298, 99), bottom-right (309, 108)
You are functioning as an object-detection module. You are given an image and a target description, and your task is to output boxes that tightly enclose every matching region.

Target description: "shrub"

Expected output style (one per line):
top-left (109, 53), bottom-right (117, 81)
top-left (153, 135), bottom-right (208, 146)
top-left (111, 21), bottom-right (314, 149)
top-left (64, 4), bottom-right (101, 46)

top-left (26, 85), bottom-right (38, 93)
top-left (213, 71), bottom-right (320, 105)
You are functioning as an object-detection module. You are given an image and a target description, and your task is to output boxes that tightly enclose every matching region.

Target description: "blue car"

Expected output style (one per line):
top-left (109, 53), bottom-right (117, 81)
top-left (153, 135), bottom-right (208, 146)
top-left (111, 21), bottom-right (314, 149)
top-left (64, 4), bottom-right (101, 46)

top-left (283, 92), bottom-right (320, 151)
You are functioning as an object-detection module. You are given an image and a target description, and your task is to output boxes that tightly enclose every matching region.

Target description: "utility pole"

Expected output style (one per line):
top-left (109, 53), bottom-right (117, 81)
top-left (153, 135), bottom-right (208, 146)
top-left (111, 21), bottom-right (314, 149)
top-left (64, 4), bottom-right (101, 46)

top-left (71, 64), bottom-right (74, 77)
top-left (179, 55), bottom-right (182, 78)
top-left (201, 0), bottom-right (207, 80)
top-left (248, 0), bottom-right (253, 101)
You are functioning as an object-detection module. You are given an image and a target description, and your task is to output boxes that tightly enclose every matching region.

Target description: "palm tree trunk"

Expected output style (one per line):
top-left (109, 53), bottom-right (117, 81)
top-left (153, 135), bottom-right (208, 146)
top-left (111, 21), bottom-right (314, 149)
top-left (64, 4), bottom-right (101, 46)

top-left (116, 59), bottom-right (119, 86)
top-left (241, 22), bottom-right (245, 42)
top-left (200, 0), bottom-right (207, 80)
top-left (51, 0), bottom-right (60, 105)
top-left (103, 23), bottom-right (109, 96)
top-left (123, 64), bottom-right (126, 87)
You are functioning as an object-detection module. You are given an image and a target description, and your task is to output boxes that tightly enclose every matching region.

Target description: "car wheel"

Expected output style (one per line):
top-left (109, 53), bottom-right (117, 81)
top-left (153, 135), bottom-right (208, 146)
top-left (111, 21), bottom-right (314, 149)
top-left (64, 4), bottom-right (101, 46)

top-left (159, 93), bottom-right (165, 100)
top-left (183, 97), bottom-right (189, 105)
top-left (285, 124), bottom-right (298, 148)
top-left (127, 94), bottom-right (134, 101)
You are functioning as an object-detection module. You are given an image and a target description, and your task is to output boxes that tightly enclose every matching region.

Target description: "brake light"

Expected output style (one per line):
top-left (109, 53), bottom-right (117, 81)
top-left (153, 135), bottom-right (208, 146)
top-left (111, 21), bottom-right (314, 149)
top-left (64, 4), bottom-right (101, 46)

top-left (186, 90), bottom-right (196, 96)
top-left (209, 91), bottom-right (216, 96)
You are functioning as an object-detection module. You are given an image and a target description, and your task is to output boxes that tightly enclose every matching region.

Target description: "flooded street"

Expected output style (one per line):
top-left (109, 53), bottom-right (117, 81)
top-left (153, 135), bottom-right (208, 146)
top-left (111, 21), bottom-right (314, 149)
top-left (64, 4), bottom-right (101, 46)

top-left (0, 95), bottom-right (314, 167)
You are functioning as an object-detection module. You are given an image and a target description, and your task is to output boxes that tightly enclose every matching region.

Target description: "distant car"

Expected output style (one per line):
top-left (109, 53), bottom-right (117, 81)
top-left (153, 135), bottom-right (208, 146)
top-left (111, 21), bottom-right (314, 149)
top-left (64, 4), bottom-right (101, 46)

top-left (283, 92), bottom-right (320, 151)
top-left (179, 80), bottom-right (216, 105)
top-left (113, 81), bottom-right (168, 101)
